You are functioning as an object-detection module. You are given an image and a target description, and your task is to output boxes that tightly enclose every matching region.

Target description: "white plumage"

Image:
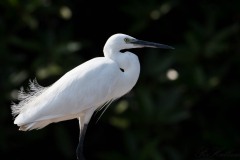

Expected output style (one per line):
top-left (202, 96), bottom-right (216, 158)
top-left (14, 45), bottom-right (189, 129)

top-left (12, 34), bottom-right (141, 131)
top-left (11, 33), bottom-right (173, 159)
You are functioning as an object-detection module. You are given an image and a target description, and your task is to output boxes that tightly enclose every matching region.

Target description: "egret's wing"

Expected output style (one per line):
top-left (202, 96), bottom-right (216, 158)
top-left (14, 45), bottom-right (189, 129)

top-left (12, 57), bottom-right (122, 127)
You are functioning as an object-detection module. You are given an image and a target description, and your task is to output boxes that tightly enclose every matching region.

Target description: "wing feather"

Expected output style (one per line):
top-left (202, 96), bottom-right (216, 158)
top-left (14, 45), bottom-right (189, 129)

top-left (12, 57), bottom-right (122, 129)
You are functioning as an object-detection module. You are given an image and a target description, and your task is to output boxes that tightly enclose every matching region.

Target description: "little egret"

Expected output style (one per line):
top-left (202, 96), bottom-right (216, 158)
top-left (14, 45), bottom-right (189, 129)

top-left (11, 33), bottom-right (174, 159)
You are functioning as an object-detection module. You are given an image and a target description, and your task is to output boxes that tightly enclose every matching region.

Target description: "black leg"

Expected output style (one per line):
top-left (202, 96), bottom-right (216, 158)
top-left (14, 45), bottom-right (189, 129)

top-left (76, 124), bottom-right (88, 160)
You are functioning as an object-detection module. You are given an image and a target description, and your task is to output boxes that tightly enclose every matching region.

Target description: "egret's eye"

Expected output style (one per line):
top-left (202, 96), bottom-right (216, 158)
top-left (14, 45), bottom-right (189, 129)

top-left (124, 38), bottom-right (130, 43)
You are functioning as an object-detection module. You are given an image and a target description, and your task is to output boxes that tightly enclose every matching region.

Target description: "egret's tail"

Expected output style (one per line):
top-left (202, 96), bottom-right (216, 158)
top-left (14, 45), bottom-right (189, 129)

top-left (11, 79), bottom-right (47, 117)
top-left (11, 79), bottom-right (49, 131)
top-left (15, 120), bottom-right (50, 131)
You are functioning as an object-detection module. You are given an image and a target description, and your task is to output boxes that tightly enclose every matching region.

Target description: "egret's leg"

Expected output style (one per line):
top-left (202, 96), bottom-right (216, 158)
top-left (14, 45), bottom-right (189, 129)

top-left (76, 123), bottom-right (88, 160)
top-left (76, 108), bottom-right (95, 160)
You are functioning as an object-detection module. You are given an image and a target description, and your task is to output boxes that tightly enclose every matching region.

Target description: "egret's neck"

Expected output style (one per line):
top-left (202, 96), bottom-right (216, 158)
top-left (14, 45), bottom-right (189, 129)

top-left (117, 51), bottom-right (140, 97)
top-left (103, 45), bottom-right (117, 59)
top-left (103, 46), bottom-right (140, 86)
top-left (104, 49), bottom-right (140, 96)
top-left (121, 52), bottom-right (140, 88)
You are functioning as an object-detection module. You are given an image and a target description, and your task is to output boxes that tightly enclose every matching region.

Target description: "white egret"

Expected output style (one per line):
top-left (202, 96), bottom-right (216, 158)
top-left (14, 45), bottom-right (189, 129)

top-left (11, 33), bottom-right (174, 159)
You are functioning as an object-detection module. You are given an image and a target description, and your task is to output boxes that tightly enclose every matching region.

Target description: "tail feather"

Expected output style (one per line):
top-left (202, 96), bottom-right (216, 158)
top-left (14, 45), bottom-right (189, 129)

top-left (11, 79), bottom-right (47, 118)
top-left (18, 120), bottom-right (50, 131)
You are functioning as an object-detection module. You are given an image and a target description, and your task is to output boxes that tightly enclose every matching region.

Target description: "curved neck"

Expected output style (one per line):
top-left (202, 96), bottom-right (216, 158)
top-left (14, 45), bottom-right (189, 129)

top-left (123, 53), bottom-right (140, 88)
top-left (103, 47), bottom-right (140, 95)
top-left (103, 45), bottom-right (117, 59)
top-left (109, 51), bottom-right (140, 96)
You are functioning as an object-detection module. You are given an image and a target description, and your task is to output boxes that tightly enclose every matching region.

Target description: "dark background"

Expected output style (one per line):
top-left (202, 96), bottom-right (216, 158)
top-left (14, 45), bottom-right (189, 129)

top-left (1, 0), bottom-right (240, 160)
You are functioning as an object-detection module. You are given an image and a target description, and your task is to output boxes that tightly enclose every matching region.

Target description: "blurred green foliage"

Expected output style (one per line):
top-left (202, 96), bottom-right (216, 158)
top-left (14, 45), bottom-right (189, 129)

top-left (1, 0), bottom-right (240, 160)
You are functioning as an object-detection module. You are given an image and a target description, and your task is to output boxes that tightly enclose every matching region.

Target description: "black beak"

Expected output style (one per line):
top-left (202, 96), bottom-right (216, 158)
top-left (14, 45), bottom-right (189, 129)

top-left (131, 39), bottom-right (174, 49)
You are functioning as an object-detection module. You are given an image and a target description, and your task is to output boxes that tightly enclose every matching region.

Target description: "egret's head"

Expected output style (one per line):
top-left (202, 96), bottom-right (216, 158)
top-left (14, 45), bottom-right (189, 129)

top-left (103, 33), bottom-right (174, 56)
